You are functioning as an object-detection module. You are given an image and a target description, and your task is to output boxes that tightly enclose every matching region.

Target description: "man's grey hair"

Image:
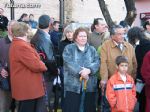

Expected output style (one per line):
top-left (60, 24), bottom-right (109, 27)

top-left (110, 25), bottom-right (123, 36)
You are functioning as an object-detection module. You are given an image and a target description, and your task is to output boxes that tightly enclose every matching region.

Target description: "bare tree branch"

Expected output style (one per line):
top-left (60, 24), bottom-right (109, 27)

top-left (97, 0), bottom-right (115, 28)
top-left (124, 0), bottom-right (137, 26)
top-left (97, 0), bottom-right (137, 27)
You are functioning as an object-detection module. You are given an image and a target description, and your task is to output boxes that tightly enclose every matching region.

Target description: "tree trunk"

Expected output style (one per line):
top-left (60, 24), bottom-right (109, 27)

top-left (124, 0), bottom-right (137, 26)
top-left (98, 0), bottom-right (137, 27)
top-left (97, 0), bottom-right (115, 28)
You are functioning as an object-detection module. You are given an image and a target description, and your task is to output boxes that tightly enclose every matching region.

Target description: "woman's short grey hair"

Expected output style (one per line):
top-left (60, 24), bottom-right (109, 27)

top-left (110, 25), bottom-right (123, 36)
top-left (61, 25), bottom-right (74, 41)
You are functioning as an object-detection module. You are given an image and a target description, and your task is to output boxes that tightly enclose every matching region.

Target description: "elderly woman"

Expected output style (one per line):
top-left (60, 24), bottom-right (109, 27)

top-left (59, 25), bottom-right (74, 66)
top-left (57, 25), bottom-right (74, 111)
top-left (63, 27), bottom-right (100, 112)
top-left (9, 22), bottom-right (47, 112)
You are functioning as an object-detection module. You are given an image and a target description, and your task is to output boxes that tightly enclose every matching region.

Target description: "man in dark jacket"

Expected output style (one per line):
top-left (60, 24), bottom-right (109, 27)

top-left (31, 15), bottom-right (58, 112)
top-left (0, 20), bottom-right (16, 112)
top-left (50, 21), bottom-right (60, 47)
top-left (0, 8), bottom-right (9, 37)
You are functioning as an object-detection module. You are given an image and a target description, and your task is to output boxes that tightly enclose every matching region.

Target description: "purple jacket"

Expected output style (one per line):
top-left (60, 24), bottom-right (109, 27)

top-left (0, 36), bottom-right (11, 72)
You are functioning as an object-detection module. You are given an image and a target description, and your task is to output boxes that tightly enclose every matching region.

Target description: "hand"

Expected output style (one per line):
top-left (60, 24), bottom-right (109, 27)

top-left (0, 68), bottom-right (8, 78)
top-left (79, 67), bottom-right (91, 80)
top-left (80, 67), bottom-right (91, 75)
top-left (80, 74), bottom-right (89, 80)
top-left (100, 81), bottom-right (107, 95)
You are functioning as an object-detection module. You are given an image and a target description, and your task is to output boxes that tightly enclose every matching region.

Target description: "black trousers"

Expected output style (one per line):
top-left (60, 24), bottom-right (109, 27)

top-left (18, 98), bottom-right (39, 112)
top-left (64, 91), bottom-right (96, 112)
top-left (138, 86), bottom-right (146, 112)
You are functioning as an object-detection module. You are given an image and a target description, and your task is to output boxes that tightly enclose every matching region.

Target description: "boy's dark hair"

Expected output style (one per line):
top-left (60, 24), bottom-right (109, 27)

top-left (115, 56), bottom-right (128, 66)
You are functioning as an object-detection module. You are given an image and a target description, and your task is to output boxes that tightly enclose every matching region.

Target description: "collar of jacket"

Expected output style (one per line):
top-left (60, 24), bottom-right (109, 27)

top-left (93, 30), bottom-right (103, 36)
top-left (12, 38), bottom-right (31, 46)
top-left (74, 42), bottom-right (89, 52)
top-left (38, 29), bottom-right (50, 38)
top-left (63, 39), bottom-right (73, 44)
top-left (115, 71), bottom-right (132, 82)
top-left (110, 39), bottom-right (128, 48)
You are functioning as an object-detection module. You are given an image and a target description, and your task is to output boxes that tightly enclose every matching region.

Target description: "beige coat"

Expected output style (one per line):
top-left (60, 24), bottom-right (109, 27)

top-left (100, 39), bottom-right (137, 81)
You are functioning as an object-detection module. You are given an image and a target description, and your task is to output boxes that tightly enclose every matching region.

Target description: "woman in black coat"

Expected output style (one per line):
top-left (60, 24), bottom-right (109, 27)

top-left (59, 26), bottom-right (74, 66)
top-left (58, 25), bottom-right (74, 111)
top-left (128, 26), bottom-right (150, 112)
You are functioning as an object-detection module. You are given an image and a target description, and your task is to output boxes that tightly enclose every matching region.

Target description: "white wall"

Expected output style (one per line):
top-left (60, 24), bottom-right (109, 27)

top-left (0, 0), bottom-right (59, 21)
top-left (0, 0), bottom-right (126, 24)
top-left (72, 0), bottom-right (126, 24)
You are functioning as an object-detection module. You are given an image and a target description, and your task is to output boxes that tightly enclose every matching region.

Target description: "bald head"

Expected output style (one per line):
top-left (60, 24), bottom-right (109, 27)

top-left (7, 20), bottom-right (18, 37)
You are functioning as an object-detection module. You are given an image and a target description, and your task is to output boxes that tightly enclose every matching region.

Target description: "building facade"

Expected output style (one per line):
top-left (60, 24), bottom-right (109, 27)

top-left (0, 0), bottom-right (128, 24)
top-left (135, 0), bottom-right (150, 26)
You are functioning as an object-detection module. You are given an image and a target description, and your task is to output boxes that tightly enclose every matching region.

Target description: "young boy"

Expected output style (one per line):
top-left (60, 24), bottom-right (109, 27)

top-left (106, 56), bottom-right (137, 112)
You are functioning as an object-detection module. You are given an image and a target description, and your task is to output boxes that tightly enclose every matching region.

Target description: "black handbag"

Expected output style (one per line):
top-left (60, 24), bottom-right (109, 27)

top-left (45, 59), bottom-right (58, 76)
top-left (38, 52), bottom-right (58, 76)
top-left (53, 82), bottom-right (61, 93)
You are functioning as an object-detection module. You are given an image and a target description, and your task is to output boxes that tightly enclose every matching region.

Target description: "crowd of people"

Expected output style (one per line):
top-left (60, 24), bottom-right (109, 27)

top-left (1, 7), bottom-right (150, 112)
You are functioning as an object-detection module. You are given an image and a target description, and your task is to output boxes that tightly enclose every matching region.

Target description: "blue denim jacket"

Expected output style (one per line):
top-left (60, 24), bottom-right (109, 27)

top-left (63, 43), bottom-right (100, 93)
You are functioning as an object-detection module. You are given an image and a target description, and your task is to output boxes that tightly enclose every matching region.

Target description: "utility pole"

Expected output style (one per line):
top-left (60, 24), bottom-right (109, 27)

top-left (10, 0), bottom-right (15, 20)
top-left (53, 1), bottom-right (64, 111)
top-left (59, 0), bottom-right (64, 31)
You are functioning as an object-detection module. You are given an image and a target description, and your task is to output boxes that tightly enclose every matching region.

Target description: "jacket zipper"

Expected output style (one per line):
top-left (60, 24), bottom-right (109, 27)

top-left (124, 83), bottom-right (128, 112)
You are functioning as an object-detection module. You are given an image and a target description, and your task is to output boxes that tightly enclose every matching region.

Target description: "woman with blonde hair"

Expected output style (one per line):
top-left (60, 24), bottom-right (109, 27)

top-left (58, 25), bottom-right (74, 110)
top-left (9, 22), bottom-right (47, 112)
top-left (59, 25), bottom-right (74, 66)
